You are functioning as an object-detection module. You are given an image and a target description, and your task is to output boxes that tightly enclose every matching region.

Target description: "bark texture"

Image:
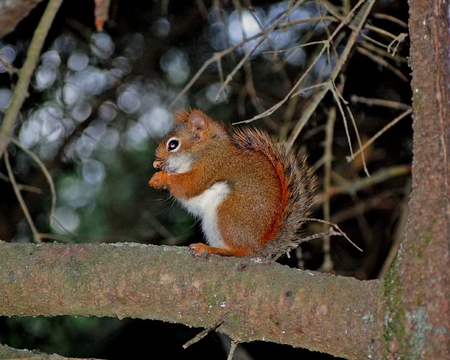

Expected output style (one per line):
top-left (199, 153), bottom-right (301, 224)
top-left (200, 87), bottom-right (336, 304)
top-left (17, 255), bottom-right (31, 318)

top-left (383, 0), bottom-right (450, 358)
top-left (0, 242), bottom-right (380, 359)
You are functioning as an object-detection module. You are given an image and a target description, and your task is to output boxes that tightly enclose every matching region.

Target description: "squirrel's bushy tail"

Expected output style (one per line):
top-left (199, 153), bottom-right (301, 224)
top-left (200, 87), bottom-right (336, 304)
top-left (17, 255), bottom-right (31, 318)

top-left (229, 127), bottom-right (317, 257)
top-left (264, 150), bottom-right (317, 257)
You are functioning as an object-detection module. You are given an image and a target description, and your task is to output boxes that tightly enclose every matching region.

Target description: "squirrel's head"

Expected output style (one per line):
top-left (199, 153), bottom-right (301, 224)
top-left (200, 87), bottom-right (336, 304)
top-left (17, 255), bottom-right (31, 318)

top-left (153, 109), bottom-right (227, 174)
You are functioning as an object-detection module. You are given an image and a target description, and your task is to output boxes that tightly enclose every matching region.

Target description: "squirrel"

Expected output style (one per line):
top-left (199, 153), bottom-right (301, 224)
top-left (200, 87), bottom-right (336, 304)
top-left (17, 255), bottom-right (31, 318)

top-left (149, 109), bottom-right (316, 258)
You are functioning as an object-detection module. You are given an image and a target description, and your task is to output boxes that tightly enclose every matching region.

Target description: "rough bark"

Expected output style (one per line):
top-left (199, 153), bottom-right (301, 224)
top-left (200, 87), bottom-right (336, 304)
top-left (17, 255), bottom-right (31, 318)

top-left (0, 343), bottom-right (67, 359)
top-left (0, 241), bottom-right (380, 359)
top-left (382, 0), bottom-right (450, 358)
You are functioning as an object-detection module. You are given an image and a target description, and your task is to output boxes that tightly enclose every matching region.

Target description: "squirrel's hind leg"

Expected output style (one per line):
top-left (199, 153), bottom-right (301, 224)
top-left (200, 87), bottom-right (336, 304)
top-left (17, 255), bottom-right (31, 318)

top-left (189, 243), bottom-right (252, 258)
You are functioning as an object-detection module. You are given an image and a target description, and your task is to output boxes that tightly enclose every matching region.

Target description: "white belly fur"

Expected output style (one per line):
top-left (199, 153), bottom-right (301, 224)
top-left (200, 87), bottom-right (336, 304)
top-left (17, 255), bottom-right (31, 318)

top-left (179, 181), bottom-right (230, 248)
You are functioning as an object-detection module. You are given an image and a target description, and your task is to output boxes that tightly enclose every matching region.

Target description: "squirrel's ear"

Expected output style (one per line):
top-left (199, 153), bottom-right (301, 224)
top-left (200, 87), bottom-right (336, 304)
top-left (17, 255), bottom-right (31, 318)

top-left (188, 111), bottom-right (209, 133)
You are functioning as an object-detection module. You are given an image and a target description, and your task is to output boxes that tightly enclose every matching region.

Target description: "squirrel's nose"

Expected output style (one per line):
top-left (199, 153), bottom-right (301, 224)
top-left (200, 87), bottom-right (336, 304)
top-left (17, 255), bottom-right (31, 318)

top-left (153, 160), bottom-right (162, 170)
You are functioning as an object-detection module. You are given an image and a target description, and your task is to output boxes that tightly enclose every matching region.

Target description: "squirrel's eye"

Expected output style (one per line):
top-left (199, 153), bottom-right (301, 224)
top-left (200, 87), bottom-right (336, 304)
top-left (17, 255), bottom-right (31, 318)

top-left (167, 138), bottom-right (180, 151)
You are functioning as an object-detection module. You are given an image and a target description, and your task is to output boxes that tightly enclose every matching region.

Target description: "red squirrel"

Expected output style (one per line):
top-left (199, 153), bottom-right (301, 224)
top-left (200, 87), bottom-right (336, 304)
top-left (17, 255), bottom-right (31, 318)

top-left (149, 109), bottom-right (316, 258)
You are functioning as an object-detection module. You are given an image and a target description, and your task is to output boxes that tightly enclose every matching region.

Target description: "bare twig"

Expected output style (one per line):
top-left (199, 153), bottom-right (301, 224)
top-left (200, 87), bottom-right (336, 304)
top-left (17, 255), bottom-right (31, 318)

top-left (227, 339), bottom-right (239, 360)
top-left (273, 226), bottom-right (351, 262)
top-left (365, 24), bottom-right (401, 40)
top-left (359, 40), bottom-right (407, 63)
top-left (372, 13), bottom-right (408, 28)
top-left (325, 165), bottom-right (411, 197)
top-left (322, 0), bottom-right (390, 50)
top-left (4, 136), bottom-right (57, 225)
top-left (387, 32), bottom-right (408, 56)
top-left (356, 46), bottom-right (409, 82)
top-left (303, 218), bottom-right (363, 252)
top-left (346, 108), bottom-right (413, 161)
top-left (169, 0), bottom-right (304, 109)
top-left (183, 318), bottom-right (224, 349)
top-left (284, 0), bottom-right (375, 150)
top-left (279, 15), bottom-right (338, 29)
top-left (350, 95), bottom-right (411, 110)
top-left (4, 151), bottom-right (41, 243)
top-left (330, 191), bottom-right (398, 224)
top-left (321, 107), bottom-right (336, 271)
top-left (0, 172), bottom-right (43, 194)
top-left (215, 1), bottom-right (304, 102)
top-left (330, 82), bottom-right (355, 160)
top-left (345, 104), bottom-right (369, 176)
top-left (0, 0), bottom-right (64, 159)
top-left (0, 56), bottom-right (17, 76)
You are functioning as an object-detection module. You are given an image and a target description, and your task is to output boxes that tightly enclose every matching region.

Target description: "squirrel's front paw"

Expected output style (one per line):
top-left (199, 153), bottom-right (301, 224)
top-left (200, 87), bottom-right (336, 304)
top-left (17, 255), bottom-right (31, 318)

top-left (149, 172), bottom-right (168, 189)
top-left (189, 243), bottom-right (213, 258)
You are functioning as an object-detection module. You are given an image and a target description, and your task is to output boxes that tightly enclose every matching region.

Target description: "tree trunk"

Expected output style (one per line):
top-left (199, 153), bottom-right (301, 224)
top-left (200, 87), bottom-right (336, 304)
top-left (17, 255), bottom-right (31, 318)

top-left (382, 0), bottom-right (450, 358)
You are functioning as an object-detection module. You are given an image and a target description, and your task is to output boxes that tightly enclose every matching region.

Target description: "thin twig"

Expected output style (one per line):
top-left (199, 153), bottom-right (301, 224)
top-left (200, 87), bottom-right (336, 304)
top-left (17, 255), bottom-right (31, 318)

top-left (279, 15), bottom-right (338, 29)
top-left (0, 56), bottom-right (17, 76)
top-left (227, 339), bottom-right (239, 360)
top-left (303, 218), bottom-right (363, 252)
top-left (350, 95), bottom-right (411, 110)
top-left (4, 151), bottom-right (41, 243)
top-left (0, 171), bottom-right (43, 194)
top-left (359, 40), bottom-right (407, 63)
top-left (4, 136), bottom-right (57, 225)
top-left (215, 0), bottom-right (304, 102)
top-left (330, 83), bottom-right (355, 160)
top-left (346, 108), bottom-right (413, 161)
top-left (273, 226), bottom-right (345, 262)
top-left (356, 46), bottom-right (409, 82)
top-left (330, 191), bottom-right (398, 224)
top-left (373, 13), bottom-right (408, 28)
top-left (322, 0), bottom-right (391, 50)
top-left (345, 104), bottom-right (369, 176)
top-left (284, 0), bottom-right (375, 150)
top-left (326, 165), bottom-right (411, 197)
top-left (232, 0), bottom-right (370, 125)
top-left (0, 0), bottom-right (64, 159)
top-left (322, 107), bottom-right (336, 271)
top-left (387, 32), bottom-right (408, 56)
top-left (169, 0), bottom-right (303, 109)
top-left (183, 318), bottom-right (225, 349)
top-left (365, 24), bottom-right (401, 40)
top-left (37, 232), bottom-right (74, 243)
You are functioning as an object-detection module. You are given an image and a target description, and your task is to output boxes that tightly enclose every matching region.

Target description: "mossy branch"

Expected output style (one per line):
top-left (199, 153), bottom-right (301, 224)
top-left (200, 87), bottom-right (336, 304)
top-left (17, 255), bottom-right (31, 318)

top-left (0, 241), bottom-right (381, 360)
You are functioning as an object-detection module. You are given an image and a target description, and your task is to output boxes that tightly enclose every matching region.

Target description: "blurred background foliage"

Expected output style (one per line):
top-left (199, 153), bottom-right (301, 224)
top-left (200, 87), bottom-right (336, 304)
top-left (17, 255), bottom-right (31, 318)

top-left (0, 0), bottom-right (410, 358)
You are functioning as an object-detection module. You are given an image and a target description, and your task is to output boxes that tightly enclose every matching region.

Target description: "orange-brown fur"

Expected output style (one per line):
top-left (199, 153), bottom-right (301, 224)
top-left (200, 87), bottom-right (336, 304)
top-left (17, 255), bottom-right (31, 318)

top-left (149, 109), bottom-right (316, 257)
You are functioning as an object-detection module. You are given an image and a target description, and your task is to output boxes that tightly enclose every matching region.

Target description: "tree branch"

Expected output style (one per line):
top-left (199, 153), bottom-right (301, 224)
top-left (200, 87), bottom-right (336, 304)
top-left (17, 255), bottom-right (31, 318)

top-left (0, 241), bottom-right (381, 359)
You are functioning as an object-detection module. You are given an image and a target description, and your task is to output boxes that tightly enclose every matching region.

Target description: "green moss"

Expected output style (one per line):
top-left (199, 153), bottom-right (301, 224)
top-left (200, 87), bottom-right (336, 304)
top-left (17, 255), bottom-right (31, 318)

top-left (382, 250), bottom-right (407, 357)
top-left (409, 231), bottom-right (433, 260)
top-left (382, 230), bottom-right (436, 358)
top-left (423, 231), bottom-right (432, 245)
top-left (411, 86), bottom-right (424, 112)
